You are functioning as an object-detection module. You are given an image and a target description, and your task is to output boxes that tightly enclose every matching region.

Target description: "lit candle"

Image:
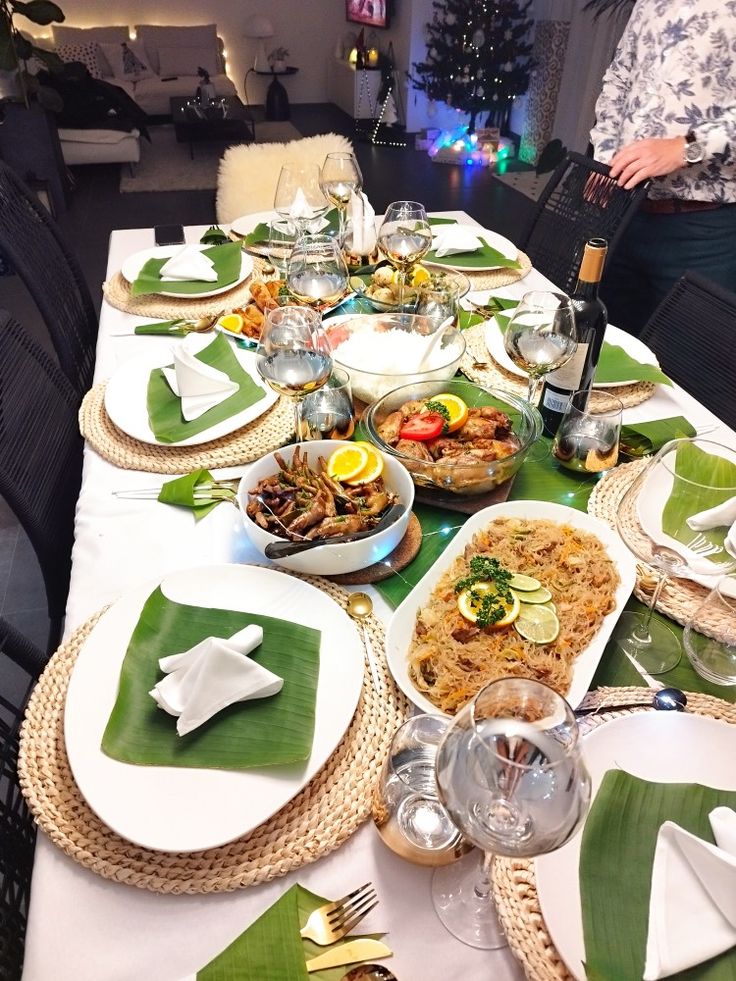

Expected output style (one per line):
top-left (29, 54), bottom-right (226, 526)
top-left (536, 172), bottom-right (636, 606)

top-left (367, 47), bottom-right (379, 67)
top-left (348, 47), bottom-right (359, 65)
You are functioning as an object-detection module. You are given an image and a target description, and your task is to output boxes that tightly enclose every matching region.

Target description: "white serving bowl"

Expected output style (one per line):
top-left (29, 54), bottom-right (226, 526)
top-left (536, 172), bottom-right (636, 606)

top-left (238, 440), bottom-right (414, 574)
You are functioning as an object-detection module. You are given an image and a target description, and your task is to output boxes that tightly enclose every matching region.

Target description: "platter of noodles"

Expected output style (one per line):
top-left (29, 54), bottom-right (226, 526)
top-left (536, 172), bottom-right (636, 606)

top-left (385, 500), bottom-right (637, 714)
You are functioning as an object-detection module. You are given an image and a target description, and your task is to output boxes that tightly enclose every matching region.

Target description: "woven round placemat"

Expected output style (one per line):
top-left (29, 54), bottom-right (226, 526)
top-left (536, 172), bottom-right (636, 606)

top-left (79, 382), bottom-right (294, 474)
top-left (18, 574), bottom-right (411, 894)
top-left (460, 323), bottom-right (655, 411)
top-left (455, 249), bottom-right (533, 290)
top-left (103, 270), bottom-right (263, 320)
top-left (588, 460), bottom-right (726, 634)
top-left (492, 687), bottom-right (736, 981)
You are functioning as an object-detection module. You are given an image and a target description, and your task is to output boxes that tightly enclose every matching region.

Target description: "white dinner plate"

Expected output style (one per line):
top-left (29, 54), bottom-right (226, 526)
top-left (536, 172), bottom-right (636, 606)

top-left (103, 332), bottom-right (278, 447)
top-left (385, 500), bottom-right (637, 715)
top-left (63, 564), bottom-right (365, 852)
top-left (425, 227), bottom-right (518, 272)
top-left (229, 213), bottom-right (331, 238)
top-left (482, 319), bottom-right (661, 389)
top-left (535, 712), bottom-right (736, 979)
top-left (120, 244), bottom-right (253, 298)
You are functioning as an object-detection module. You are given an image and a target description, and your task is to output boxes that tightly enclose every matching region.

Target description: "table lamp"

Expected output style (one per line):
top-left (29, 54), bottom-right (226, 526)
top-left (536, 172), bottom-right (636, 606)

top-left (244, 14), bottom-right (274, 73)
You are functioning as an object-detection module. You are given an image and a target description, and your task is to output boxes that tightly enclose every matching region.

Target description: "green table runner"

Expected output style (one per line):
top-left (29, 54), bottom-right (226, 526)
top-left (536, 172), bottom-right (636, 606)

top-left (146, 333), bottom-right (267, 444)
top-left (102, 588), bottom-right (321, 769)
top-left (131, 242), bottom-right (243, 296)
top-left (581, 771), bottom-right (736, 980)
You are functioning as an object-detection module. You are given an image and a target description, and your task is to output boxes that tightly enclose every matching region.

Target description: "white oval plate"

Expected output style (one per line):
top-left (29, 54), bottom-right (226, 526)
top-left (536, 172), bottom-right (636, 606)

top-left (535, 712), bottom-right (736, 980)
top-left (121, 244), bottom-right (253, 298)
top-left (64, 565), bottom-right (365, 852)
top-left (424, 227), bottom-right (518, 272)
top-left (483, 319), bottom-right (661, 389)
top-left (385, 500), bottom-right (637, 715)
top-left (104, 332), bottom-right (278, 447)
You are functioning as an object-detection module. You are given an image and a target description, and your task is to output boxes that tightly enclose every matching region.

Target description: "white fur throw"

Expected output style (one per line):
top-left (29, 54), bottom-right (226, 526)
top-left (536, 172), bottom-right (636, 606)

top-left (216, 132), bottom-right (354, 223)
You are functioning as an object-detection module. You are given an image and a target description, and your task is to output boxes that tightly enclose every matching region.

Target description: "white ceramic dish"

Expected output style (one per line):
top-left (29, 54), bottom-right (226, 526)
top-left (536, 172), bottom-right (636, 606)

top-left (425, 227), bottom-right (518, 271)
top-left (483, 319), bottom-right (661, 389)
top-left (535, 712), bottom-right (736, 980)
top-left (121, 244), bottom-right (253, 298)
top-left (63, 564), bottom-right (364, 852)
top-left (238, 440), bottom-right (415, 575)
top-left (385, 500), bottom-right (637, 715)
top-left (104, 333), bottom-right (278, 447)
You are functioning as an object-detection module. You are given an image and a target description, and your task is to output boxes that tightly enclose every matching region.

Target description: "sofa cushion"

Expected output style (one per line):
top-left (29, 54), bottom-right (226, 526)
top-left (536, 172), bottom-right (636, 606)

top-left (100, 39), bottom-right (155, 82)
top-left (133, 73), bottom-right (235, 116)
top-left (135, 24), bottom-right (219, 73)
top-left (57, 41), bottom-right (105, 79)
top-left (52, 25), bottom-right (129, 75)
top-left (158, 45), bottom-right (219, 79)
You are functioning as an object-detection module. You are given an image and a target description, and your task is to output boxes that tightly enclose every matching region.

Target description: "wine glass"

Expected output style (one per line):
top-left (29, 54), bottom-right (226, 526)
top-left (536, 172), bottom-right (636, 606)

top-left (273, 162), bottom-right (329, 238)
top-left (256, 305), bottom-right (332, 435)
top-left (503, 291), bottom-right (578, 405)
top-left (432, 678), bottom-right (591, 949)
top-left (683, 580), bottom-right (736, 685)
top-left (286, 234), bottom-right (349, 309)
top-left (552, 390), bottom-right (623, 473)
top-left (319, 151), bottom-right (363, 243)
top-left (614, 437), bottom-right (736, 675)
top-left (377, 201), bottom-right (432, 310)
top-left (298, 367), bottom-right (355, 441)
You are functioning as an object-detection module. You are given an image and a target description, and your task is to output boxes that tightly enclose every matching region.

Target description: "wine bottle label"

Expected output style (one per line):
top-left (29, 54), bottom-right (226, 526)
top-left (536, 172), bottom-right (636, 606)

top-left (542, 388), bottom-right (570, 413)
top-left (545, 341), bottom-right (589, 388)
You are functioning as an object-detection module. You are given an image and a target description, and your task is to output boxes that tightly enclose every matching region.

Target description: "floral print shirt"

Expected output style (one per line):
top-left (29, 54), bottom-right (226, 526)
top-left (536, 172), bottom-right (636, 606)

top-left (590, 0), bottom-right (736, 202)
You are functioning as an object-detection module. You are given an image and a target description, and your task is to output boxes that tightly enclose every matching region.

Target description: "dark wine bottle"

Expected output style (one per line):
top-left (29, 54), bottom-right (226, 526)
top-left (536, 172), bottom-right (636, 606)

top-left (539, 238), bottom-right (609, 437)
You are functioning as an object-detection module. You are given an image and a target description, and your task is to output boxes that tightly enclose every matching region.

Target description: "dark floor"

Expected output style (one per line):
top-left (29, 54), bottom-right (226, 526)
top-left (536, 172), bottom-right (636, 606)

top-left (0, 103), bottom-right (534, 652)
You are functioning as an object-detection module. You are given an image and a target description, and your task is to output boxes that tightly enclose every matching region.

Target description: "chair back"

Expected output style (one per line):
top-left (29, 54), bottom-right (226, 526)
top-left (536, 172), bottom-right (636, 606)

top-left (639, 272), bottom-right (736, 430)
top-left (0, 161), bottom-right (97, 395)
top-left (517, 151), bottom-right (649, 294)
top-left (0, 618), bottom-right (46, 981)
top-left (0, 312), bottom-right (83, 651)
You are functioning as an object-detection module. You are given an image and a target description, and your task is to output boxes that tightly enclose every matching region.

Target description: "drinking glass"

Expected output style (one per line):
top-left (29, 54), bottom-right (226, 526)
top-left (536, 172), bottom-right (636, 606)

top-left (552, 389), bottom-right (623, 474)
top-left (432, 678), bottom-right (591, 949)
top-left (266, 218), bottom-right (293, 275)
top-left (286, 234), bottom-right (349, 309)
top-left (503, 291), bottom-right (578, 405)
top-left (414, 271), bottom-right (470, 329)
top-left (377, 201), bottom-right (432, 310)
top-left (684, 581), bottom-right (736, 685)
top-left (372, 714), bottom-right (471, 867)
top-left (256, 305), bottom-right (332, 435)
top-left (319, 151), bottom-right (363, 243)
top-left (297, 367), bottom-right (355, 441)
top-left (273, 162), bottom-right (329, 237)
top-left (614, 438), bottom-right (736, 675)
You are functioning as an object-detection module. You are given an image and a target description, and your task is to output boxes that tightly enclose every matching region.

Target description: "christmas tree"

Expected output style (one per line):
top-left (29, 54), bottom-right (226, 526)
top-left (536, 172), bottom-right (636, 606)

top-left (410, 0), bottom-right (534, 133)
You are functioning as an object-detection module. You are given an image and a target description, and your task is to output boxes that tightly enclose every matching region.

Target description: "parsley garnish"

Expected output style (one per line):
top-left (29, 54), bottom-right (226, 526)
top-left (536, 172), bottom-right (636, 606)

top-left (455, 556), bottom-right (514, 628)
top-left (424, 399), bottom-right (451, 433)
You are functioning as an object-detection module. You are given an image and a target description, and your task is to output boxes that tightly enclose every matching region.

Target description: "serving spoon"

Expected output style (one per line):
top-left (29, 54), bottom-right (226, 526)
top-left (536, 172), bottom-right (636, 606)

top-left (264, 504), bottom-right (406, 558)
top-left (340, 966), bottom-right (398, 980)
top-left (575, 687), bottom-right (687, 717)
top-left (346, 591), bottom-right (382, 693)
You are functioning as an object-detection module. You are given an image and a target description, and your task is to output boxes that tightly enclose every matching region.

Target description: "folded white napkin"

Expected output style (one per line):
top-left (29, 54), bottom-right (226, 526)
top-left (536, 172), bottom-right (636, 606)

top-left (643, 806), bottom-right (736, 980)
top-left (432, 224), bottom-right (482, 257)
top-left (348, 189), bottom-right (377, 255)
top-left (687, 497), bottom-right (736, 561)
top-left (149, 624), bottom-right (283, 736)
top-left (161, 335), bottom-right (239, 422)
top-left (159, 245), bottom-right (218, 283)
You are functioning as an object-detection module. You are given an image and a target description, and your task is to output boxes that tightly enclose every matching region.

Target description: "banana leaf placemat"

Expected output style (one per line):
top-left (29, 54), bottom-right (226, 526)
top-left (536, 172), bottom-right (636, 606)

top-left (491, 690), bottom-right (736, 981)
top-left (18, 574), bottom-right (412, 894)
top-left (131, 242), bottom-right (243, 297)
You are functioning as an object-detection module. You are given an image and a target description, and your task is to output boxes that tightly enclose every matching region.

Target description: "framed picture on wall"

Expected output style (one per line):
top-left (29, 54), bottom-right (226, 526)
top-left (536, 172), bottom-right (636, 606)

top-left (346, 0), bottom-right (390, 29)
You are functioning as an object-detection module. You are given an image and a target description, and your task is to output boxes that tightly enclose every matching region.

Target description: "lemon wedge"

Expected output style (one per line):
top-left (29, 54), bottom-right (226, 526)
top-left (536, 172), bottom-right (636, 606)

top-left (218, 313), bottom-right (244, 334)
top-left (457, 583), bottom-right (520, 628)
top-left (410, 264), bottom-right (432, 287)
top-left (326, 445), bottom-right (369, 482)
top-left (430, 393), bottom-right (469, 433)
top-left (514, 604), bottom-right (560, 644)
top-left (343, 441), bottom-right (385, 485)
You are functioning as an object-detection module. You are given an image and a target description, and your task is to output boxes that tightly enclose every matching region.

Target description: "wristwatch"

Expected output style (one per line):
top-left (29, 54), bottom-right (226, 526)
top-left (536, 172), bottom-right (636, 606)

top-left (684, 130), bottom-right (705, 165)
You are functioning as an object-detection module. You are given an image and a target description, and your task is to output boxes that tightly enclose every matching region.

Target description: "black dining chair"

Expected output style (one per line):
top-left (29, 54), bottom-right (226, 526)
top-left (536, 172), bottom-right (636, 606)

top-left (638, 271), bottom-right (736, 431)
top-left (0, 617), bottom-right (46, 981)
top-left (0, 160), bottom-right (97, 396)
top-left (517, 151), bottom-right (650, 295)
top-left (0, 311), bottom-right (84, 654)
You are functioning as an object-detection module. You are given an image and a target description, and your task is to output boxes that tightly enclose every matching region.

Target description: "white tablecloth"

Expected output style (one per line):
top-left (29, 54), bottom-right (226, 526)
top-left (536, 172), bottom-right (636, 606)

top-left (22, 213), bottom-right (734, 981)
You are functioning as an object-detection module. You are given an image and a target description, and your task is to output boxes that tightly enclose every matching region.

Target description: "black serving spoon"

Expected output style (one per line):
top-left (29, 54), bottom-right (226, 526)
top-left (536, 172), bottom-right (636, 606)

top-left (264, 504), bottom-right (406, 559)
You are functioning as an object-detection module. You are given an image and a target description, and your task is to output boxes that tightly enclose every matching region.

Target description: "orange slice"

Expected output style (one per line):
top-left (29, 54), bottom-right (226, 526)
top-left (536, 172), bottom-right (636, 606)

top-left (218, 313), bottom-right (244, 334)
top-left (457, 583), bottom-right (520, 628)
top-left (431, 393), bottom-right (469, 433)
top-left (326, 444), bottom-right (369, 482)
top-left (343, 441), bottom-right (385, 485)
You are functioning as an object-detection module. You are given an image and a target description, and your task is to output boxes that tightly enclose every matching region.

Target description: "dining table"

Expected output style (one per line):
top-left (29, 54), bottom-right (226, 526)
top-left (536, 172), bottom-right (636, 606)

top-left (20, 210), bottom-right (736, 981)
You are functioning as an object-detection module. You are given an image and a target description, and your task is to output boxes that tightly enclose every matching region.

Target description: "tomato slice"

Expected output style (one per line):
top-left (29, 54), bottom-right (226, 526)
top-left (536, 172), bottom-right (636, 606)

top-left (399, 412), bottom-right (445, 441)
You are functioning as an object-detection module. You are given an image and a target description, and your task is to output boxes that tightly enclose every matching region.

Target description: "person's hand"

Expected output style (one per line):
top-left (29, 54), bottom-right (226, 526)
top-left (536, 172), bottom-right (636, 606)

top-left (609, 137), bottom-right (687, 188)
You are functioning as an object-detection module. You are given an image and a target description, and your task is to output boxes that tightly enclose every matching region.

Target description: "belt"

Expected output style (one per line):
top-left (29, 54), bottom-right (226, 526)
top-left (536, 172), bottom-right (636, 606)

top-left (640, 198), bottom-right (724, 215)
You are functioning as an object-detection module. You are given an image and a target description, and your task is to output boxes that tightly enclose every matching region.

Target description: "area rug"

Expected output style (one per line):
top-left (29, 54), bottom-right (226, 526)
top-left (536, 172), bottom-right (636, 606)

top-left (120, 121), bottom-right (302, 193)
top-left (492, 169), bottom-right (553, 202)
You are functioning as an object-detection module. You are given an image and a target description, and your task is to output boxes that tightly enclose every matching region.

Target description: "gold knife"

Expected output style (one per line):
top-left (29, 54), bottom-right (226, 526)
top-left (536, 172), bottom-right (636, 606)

top-left (305, 939), bottom-right (392, 973)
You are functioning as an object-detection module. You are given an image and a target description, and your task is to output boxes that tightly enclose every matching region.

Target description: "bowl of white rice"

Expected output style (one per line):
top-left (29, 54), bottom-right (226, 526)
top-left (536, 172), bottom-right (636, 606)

top-left (323, 313), bottom-right (466, 405)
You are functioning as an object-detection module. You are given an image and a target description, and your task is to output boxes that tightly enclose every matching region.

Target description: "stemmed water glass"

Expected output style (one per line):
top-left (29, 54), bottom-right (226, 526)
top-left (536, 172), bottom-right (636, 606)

top-left (377, 201), bottom-right (432, 310)
top-left (319, 152), bottom-right (363, 243)
top-left (273, 162), bottom-right (329, 238)
top-left (433, 678), bottom-right (591, 949)
top-left (613, 437), bottom-right (736, 674)
top-left (286, 233), bottom-right (349, 309)
top-left (256, 305), bottom-right (333, 436)
top-left (503, 291), bottom-right (578, 405)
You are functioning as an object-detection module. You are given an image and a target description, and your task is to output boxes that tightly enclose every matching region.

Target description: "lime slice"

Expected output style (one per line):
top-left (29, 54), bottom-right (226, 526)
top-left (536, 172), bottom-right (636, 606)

top-left (543, 600), bottom-right (557, 614)
top-left (511, 586), bottom-right (552, 604)
top-left (508, 573), bottom-right (542, 592)
top-left (515, 604), bottom-right (560, 644)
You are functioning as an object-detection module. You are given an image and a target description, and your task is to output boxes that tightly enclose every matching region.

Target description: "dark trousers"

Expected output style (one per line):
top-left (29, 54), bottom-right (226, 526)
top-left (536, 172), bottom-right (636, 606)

top-left (600, 204), bottom-right (736, 336)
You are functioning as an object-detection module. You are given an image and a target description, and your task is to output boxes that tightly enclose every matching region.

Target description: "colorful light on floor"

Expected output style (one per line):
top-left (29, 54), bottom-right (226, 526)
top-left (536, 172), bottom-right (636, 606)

top-left (427, 124), bottom-right (511, 167)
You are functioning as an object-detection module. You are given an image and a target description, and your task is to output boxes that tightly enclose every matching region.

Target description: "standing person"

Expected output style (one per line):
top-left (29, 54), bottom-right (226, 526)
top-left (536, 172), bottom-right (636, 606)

top-left (590, 0), bottom-right (736, 336)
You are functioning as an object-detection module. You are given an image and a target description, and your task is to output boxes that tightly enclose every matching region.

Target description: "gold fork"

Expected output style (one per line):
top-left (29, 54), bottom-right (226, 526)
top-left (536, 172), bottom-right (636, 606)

top-left (300, 882), bottom-right (378, 946)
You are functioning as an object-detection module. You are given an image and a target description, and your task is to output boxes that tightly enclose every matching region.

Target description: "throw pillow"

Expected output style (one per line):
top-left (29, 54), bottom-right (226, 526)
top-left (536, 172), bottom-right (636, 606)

top-left (56, 41), bottom-right (104, 79)
top-left (157, 45), bottom-right (219, 79)
top-left (99, 39), bottom-right (155, 82)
